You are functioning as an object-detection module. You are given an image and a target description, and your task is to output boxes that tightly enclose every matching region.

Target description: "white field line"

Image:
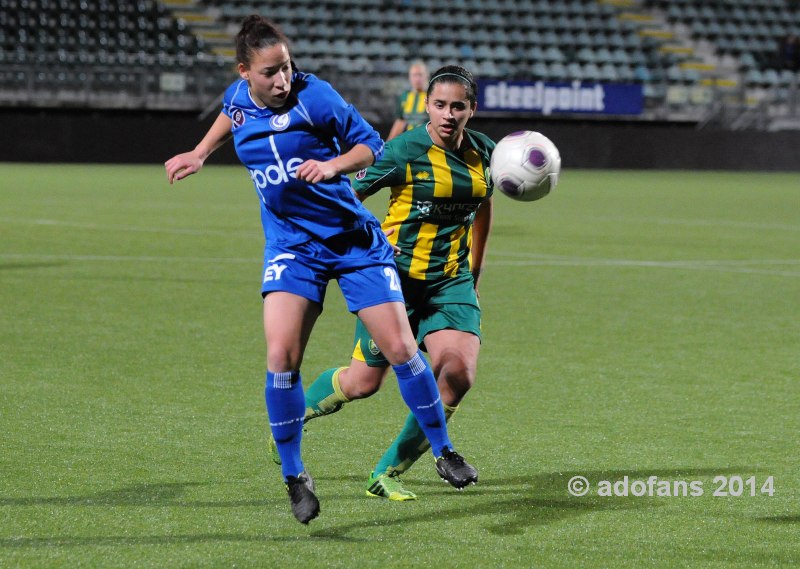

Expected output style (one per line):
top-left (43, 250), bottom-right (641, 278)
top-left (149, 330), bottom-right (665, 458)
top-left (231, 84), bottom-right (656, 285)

top-left (3, 215), bottom-right (799, 235)
top-left (491, 251), bottom-right (800, 265)
top-left (591, 216), bottom-right (800, 233)
top-left (0, 217), bottom-right (256, 237)
top-left (2, 252), bottom-right (799, 277)
top-left (0, 253), bottom-right (257, 264)
top-left (489, 252), bottom-right (800, 277)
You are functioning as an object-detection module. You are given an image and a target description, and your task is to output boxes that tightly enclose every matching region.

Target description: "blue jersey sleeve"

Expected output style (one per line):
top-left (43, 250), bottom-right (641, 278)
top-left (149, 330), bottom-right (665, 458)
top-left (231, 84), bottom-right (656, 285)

top-left (221, 80), bottom-right (248, 124)
top-left (301, 76), bottom-right (384, 165)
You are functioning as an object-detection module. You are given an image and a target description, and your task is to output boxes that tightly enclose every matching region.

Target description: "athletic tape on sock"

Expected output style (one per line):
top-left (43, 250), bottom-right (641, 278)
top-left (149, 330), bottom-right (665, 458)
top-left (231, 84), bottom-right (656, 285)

top-left (272, 371), bottom-right (295, 389)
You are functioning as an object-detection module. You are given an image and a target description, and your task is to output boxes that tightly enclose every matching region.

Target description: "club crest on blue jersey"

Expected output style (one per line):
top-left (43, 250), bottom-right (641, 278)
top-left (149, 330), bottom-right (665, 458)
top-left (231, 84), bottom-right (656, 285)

top-left (270, 113), bottom-right (291, 131)
top-left (231, 107), bottom-right (245, 129)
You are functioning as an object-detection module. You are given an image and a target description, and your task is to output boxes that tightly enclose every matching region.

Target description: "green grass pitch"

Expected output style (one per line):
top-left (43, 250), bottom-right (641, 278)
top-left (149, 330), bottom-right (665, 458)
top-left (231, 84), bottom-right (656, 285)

top-left (1, 163), bottom-right (798, 568)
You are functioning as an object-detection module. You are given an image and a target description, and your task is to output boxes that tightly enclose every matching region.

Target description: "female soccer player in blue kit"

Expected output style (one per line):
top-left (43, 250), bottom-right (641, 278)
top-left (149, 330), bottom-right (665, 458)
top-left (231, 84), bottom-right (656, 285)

top-left (275, 66), bottom-right (492, 502)
top-left (164, 16), bottom-right (476, 524)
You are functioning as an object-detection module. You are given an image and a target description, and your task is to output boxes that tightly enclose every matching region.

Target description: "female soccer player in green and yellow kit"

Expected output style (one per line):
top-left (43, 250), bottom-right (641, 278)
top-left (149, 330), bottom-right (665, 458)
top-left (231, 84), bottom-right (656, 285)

top-left (271, 65), bottom-right (492, 500)
top-left (386, 60), bottom-right (430, 141)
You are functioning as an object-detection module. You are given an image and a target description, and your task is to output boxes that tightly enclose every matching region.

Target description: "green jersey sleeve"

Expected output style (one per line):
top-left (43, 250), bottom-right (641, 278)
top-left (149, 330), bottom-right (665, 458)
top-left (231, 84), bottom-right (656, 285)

top-left (353, 140), bottom-right (407, 197)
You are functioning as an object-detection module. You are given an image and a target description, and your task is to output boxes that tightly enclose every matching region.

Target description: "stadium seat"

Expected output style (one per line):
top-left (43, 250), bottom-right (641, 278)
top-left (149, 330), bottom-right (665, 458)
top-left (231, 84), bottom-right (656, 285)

top-left (739, 52), bottom-right (758, 70)
top-left (573, 30), bottom-right (593, 48)
top-left (547, 61), bottom-right (567, 81)
top-left (543, 45), bottom-right (566, 63)
top-left (456, 43), bottom-right (473, 59)
top-left (475, 59), bottom-right (501, 79)
top-left (615, 64), bottom-right (635, 82)
top-left (633, 64), bottom-right (652, 83)
top-left (778, 69), bottom-right (797, 87)
top-left (594, 47), bottom-right (614, 65)
top-left (762, 68), bottom-right (781, 87)
top-left (566, 62), bottom-right (585, 80)
top-left (598, 62), bottom-right (620, 82)
top-left (474, 43), bottom-right (494, 61)
top-left (3, 0), bottom-right (798, 120)
top-left (744, 68), bottom-right (766, 86)
top-left (525, 58), bottom-right (546, 76)
top-left (492, 44), bottom-right (514, 62)
top-left (582, 62), bottom-right (601, 82)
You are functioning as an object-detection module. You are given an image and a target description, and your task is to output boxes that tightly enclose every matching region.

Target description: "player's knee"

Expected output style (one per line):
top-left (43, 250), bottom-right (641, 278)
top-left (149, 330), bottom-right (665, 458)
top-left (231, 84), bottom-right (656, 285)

top-left (437, 358), bottom-right (476, 397)
top-left (376, 336), bottom-right (418, 366)
top-left (347, 380), bottom-right (382, 399)
top-left (339, 365), bottom-right (385, 399)
top-left (266, 345), bottom-right (304, 372)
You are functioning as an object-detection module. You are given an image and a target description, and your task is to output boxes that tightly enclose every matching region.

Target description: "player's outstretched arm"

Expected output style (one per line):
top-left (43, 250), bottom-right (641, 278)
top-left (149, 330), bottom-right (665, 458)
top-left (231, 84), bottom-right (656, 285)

top-left (165, 113), bottom-right (233, 184)
top-left (295, 143), bottom-right (376, 184)
top-left (471, 196), bottom-right (493, 294)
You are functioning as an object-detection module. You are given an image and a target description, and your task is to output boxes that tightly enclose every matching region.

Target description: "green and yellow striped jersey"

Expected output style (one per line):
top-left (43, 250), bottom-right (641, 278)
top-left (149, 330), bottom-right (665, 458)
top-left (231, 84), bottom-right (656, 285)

top-left (395, 89), bottom-right (428, 131)
top-left (354, 125), bottom-right (495, 281)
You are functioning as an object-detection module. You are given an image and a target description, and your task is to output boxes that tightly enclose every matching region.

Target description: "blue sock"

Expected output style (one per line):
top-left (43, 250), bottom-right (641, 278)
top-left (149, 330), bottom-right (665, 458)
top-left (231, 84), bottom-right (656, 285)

top-left (392, 351), bottom-right (452, 457)
top-left (265, 370), bottom-right (305, 480)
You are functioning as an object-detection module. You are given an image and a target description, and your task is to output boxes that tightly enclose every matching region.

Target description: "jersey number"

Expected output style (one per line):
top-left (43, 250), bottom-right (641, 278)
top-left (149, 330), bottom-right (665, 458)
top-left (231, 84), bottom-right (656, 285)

top-left (383, 267), bottom-right (401, 292)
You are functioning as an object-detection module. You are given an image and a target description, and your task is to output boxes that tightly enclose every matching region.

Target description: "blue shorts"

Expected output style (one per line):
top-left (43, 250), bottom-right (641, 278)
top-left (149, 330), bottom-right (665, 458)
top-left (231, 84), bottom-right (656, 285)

top-left (261, 223), bottom-right (405, 313)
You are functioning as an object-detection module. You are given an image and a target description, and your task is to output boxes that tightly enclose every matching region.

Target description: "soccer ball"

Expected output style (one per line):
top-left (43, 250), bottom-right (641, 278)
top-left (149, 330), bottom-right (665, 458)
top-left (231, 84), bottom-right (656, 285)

top-left (490, 131), bottom-right (561, 202)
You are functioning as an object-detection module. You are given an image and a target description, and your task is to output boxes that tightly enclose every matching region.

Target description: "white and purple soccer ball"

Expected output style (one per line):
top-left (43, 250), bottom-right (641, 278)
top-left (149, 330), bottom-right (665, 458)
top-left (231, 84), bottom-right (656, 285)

top-left (490, 131), bottom-right (561, 202)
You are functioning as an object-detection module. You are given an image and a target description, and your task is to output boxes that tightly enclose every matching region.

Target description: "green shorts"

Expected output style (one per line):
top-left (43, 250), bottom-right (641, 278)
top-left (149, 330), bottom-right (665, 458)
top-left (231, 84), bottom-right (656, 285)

top-left (352, 271), bottom-right (482, 367)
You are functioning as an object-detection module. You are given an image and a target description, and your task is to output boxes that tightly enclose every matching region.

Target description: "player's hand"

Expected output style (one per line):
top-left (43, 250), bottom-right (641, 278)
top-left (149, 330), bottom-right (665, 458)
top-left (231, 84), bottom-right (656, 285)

top-left (295, 159), bottom-right (337, 184)
top-left (383, 227), bottom-right (401, 256)
top-left (165, 152), bottom-right (203, 184)
top-left (472, 268), bottom-right (483, 298)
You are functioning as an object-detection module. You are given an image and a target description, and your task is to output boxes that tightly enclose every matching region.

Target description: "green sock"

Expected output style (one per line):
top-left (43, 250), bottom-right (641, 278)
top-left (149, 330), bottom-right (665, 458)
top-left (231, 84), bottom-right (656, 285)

top-left (304, 367), bottom-right (349, 423)
top-left (373, 403), bottom-right (458, 477)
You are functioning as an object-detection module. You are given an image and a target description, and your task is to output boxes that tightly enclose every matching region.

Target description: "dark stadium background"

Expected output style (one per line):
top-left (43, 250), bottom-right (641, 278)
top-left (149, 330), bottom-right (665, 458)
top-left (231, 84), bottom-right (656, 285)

top-left (2, 0), bottom-right (800, 169)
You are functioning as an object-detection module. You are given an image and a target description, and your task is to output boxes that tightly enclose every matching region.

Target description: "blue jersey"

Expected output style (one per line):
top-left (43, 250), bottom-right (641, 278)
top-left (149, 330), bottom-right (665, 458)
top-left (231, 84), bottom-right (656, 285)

top-left (222, 72), bottom-right (385, 246)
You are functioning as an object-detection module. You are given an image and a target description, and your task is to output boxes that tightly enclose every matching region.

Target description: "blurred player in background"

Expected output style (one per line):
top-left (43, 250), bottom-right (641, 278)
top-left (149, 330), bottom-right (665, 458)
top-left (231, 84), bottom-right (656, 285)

top-left (386, 60), bottom-right (430, 140)
top-left (272, 65), bottom-right (492, 501)
top-left (164, 17), bottom-right (475, 524)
